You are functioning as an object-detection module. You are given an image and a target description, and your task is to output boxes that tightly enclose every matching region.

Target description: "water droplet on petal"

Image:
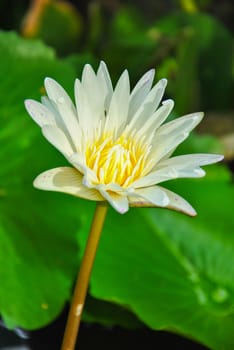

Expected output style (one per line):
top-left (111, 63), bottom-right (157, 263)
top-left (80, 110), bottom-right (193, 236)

top-left (57, 97), bottom-right (64, 104)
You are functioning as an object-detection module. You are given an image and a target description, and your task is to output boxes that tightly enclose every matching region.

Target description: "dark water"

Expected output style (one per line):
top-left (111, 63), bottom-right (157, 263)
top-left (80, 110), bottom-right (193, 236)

top-left (0, 307), bottom-right (210, 350)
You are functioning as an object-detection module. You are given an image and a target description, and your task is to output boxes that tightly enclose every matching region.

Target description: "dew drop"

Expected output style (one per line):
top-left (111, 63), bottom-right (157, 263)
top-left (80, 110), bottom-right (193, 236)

top-left (212, 288), bottom-right (229, 303)
top-left (41, 302), bottom-right (49, 310)
top-left (57, 97), bottom-right (64, 104)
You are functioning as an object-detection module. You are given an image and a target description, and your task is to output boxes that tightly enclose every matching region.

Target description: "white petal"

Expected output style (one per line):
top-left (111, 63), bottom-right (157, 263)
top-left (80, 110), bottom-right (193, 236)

top-left (34, 167), bottom-right (103, 201)
top-left (99, 190), bottom-right (129, 214)
top-left (97, 61), bottom-right (113, 111)
top-left (127, 78), bottom-right (167, 132)
top-left (135, 99), bottom-right (174, 138)
top-left (156, 112), bottom-right (204, 136)
top-left (68, 152), bottom-right (86, 170)
top-left (128, 69), bottom-right (155, 118)
top-left (157, 186), bottom-right (197, 216)
top-left (44, 78), bottom-right (81, 150)
top-left (82, 63), bottom-right (97, 87)
top-left (135, 153), bottom-right (224, 187)
top-left (41, 95), bottom-right (57, 112)
top-left (41, 96), bottom-right (69, 130)
top-left (81, 64), bottom-right (105, 123)
top-left (42, 125), bottom-right (74, 156)
top-left (132, 166), bottom-right (206, 189)
top-left (158, 153), bottom-right (224, 169)
top-left (149, 112), bottom-right (204, 164)
top-left (105, 70), bottom-right (130, 133)
top-left (44, 78), bottom-right (76, 113)
top-left (130, 186), bottom-right (196, 216)
top-left (131, 186), bottom-right (170, 207)
top-left (40, 96), bottom-right (81, 147)
top-left (68, 153), bottom-right (98, 183)
top-left (74, 78), bottom-right (93, 132)
top-left (25, 99), bottom-right (56, 127)
top-left (98, 182), bottom-right (127, 193)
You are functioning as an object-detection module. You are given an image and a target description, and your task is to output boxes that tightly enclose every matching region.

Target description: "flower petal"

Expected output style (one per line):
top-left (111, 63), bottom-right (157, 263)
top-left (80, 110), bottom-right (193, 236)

top-left (128, 69), bottom-right (155, 119)
top-left (157, 153), bottom-right (224, 169)
top-left (133, 153), bottom-right (224, 188)
top-left (39, 96), bottom-right (82, 149)
top-left (105, 69), bottom-right (130, 134)
top-left (81, 64), bottom-right (106, 124)
top-left (129, 186), bottom-right (196, 216)
top-left (126, 78), bottom-right (167, 132)
top-left (97, 61), bottom-right (113, 111)
top-left (42, 125), bottom-right (74, 156)
top-left (44, 78), bottom-right (81, 150)
top-left (96, 61), bottom-right (113, 111)
top-left (44, 78), bottom-right (76, 114)
top-left (130, 186), bottom-right (170, 207)
top-left (74, 78), bottom-right (94, 134)
top-left (149, 112), bottom-right (204, 164)
top-left (24, 99), bottom-right (56, 127)
top-left (132, 166), bottom-right (206, 189)
top-left (99, 189), bottom-right (129, 214)
top-left (161, 187), bottom-right (197, 216)
top-left (156, 112), bottom-right (204, 136)
top-left (34, 167), bottom-right (103, 201)
top-left (135, 99), bottom-right (174, 139)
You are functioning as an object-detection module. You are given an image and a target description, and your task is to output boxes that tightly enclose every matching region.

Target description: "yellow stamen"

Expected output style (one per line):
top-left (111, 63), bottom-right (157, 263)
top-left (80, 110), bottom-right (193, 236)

top-left (85, 133), bottom-right (151, 186)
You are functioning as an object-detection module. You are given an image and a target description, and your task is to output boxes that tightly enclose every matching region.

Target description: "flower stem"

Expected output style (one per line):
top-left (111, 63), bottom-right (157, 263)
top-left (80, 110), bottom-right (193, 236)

top-left (61, 202), bottom-right (108, 350)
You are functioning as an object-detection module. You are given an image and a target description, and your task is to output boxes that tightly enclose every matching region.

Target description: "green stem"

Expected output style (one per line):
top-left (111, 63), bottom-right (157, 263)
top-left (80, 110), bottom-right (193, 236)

top-left (61, 202), bottom-right (108, 350)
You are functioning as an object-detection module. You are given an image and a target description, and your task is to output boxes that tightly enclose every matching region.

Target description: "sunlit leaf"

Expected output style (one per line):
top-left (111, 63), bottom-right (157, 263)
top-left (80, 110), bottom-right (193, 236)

top-left (0, 31), bottom-right (81, 329)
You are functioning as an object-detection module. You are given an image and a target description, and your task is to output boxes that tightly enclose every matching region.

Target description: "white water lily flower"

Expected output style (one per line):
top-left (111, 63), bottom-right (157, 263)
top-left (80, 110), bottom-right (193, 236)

top-left (25, 62), bottom-right (223, 215)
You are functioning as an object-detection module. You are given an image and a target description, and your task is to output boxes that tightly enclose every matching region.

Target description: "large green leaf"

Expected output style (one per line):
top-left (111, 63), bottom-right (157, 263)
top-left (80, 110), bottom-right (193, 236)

top-left (0, 31), bottom-right (82, 329)
top-left (77, 165), bottom-right (234, 349)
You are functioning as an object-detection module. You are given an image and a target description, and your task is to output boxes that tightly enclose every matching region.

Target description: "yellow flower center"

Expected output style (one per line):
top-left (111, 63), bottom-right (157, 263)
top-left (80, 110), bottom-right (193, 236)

top-left (85, 133), bottom-right (152, 187)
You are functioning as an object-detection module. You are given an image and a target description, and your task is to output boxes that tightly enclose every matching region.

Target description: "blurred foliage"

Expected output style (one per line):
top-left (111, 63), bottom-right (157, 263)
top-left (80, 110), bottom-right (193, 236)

top-left (21, 0), bottom-right (83, 56)
top-left (0, 0), bottom-right (234, 349)
top-left (100, 8), bottom-right (233, 114)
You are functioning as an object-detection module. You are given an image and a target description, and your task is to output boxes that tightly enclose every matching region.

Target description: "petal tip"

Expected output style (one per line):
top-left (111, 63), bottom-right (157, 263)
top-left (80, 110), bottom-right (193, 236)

top-left (160, 78), bottom-right (167, 87)
top-left (44, 77), bottom-right (52, 85)
top-left (216, 154), bottom-right (224, 162)
top-left (196, 111), bottom-right (204, 121)
top-left (121, 206), bottom-right (129, 214)
top-left (33, 174), bottom-right (42, 189)
top-left (99, 60), bottom-right (108, 71)
top-left (162, 98), bottom-right (174, 107)
top-left (24, 99), bottom-right (32, 110)
top-left (44, 77), bottom-right (57, 90)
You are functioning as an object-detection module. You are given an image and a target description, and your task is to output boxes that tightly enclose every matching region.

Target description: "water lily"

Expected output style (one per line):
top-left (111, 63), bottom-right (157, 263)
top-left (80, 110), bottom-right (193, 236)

top-left (25, 61), bottom-right (223, 215)
top-left (25, 62), bottom-right (224, 350)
